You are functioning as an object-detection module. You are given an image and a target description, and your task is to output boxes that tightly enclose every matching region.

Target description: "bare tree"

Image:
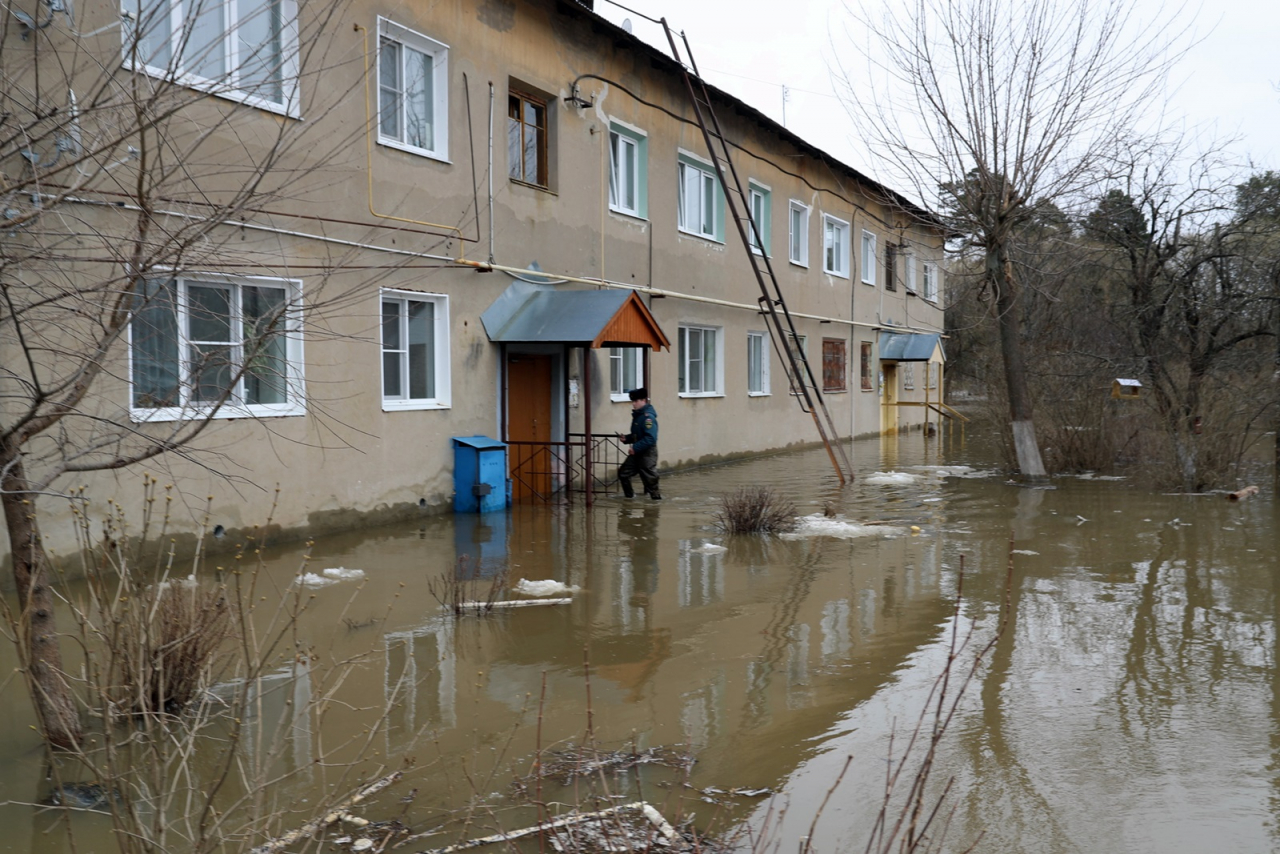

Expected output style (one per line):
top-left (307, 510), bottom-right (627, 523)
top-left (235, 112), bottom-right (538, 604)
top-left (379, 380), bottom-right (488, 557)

top-left (1087, 153), bottom-right (1279, 490)
top-left (0, 0), bottom-right (399, 748)
top-left (839, 0), bottom-right (1186, 477)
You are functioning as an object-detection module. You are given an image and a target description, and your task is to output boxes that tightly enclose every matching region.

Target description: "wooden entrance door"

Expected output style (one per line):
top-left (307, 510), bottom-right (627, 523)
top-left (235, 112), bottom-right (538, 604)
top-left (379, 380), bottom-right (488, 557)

top-left (507, 354), bottom-right (553, 500)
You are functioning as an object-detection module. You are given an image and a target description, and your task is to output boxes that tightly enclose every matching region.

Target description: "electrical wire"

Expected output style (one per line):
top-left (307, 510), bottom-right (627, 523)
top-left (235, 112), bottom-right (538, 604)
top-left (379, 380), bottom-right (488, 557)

top-left (569, 71), bottom-right (946, 254)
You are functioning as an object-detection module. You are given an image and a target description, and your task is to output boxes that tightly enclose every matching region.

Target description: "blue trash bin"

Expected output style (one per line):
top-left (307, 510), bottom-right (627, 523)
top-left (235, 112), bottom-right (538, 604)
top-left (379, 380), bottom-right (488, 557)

top-left (452, 436), bottom-right (509, 513)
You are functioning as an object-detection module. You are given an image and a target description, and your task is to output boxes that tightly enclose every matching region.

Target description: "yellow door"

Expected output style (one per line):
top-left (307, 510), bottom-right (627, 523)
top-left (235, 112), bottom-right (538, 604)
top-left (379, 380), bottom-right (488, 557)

top-left (881, 363), bottom-right (899, 433)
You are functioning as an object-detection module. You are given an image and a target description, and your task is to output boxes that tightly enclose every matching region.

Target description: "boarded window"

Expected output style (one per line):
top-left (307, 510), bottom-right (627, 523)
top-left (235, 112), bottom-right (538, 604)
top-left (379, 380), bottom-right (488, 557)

top-left (822, 338), bottom-right (847, 392)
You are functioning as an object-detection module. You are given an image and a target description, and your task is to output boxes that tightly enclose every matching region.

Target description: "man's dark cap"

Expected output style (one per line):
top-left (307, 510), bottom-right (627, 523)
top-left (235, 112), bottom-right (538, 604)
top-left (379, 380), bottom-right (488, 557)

top-left (628, 387), bottom-right (648, 401)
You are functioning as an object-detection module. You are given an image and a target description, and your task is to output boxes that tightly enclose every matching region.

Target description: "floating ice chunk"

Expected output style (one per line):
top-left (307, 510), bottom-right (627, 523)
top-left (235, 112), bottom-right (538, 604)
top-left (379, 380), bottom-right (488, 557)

top-left (782, 514), bottom-right (906, 540)
top-left (294, 567), bottom-right (365, 588)
top-left (514, 578), bottom-right (580, 597)
top-left (865, 471), bottom-right (919, 485)
top-left (1012, 549), bottom-right (1040, 556)
top-left (910, 465), bottom-right (974, 477)
top-left (690, 543), bottom-right (727, 554)
top-left (154, 573), bottom-right (198, 592)
top-left (295, 572), bottom-right (337, 588)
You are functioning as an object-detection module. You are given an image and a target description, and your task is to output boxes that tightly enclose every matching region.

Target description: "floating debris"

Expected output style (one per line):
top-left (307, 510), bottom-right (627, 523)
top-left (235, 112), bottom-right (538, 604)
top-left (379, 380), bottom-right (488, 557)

top-left (681, 784), bottom-right (774, 806)
top-left (416, 802), bottom-right (692, 854)
top-left (455, 598), bottom-right (571, 611)
top-left (517, 745), bottom-right (695, 788)
top-left (42, 782), bottom-right (120, 811)
top-left (249, 771), bottom-right (401, 854)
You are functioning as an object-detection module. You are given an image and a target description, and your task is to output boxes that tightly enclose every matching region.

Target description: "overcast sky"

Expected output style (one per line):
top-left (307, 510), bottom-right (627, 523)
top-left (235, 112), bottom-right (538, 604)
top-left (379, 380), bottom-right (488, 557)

top-left (593, 0), bottom-right (1280, 201)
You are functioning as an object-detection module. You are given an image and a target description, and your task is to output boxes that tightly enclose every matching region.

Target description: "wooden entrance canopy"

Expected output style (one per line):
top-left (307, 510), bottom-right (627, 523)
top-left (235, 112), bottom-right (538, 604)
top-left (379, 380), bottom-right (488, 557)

top-left (481, 282), bottom-right (669, 351)
top-left (481, 282), bottom-right (669, 506)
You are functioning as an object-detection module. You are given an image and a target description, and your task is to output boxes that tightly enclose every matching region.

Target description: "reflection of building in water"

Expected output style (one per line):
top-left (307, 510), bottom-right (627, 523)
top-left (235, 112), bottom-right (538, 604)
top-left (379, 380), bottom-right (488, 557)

top-left (617, 506), bottom-right (660, 626)
top-left (786, 623), bottom-right (813, 709)
top-left (616, 557), bottom-right (646, 632)
top-left (384, 619), bottom-right (457, 744)
top-left (821, 599), bottom-right (852, 665)
top-left (678, 539), bottom-right (725, 607)
top-left (744, 659), bottom-right (773, 729)
top-left (453, 512), bottom-right (508, 579)
top-left (221, 659), bottom-right (313, 779)
top-left (858, 588), bottom-right (878, 638)
top-left (681, 671), bottom-right (727, 751)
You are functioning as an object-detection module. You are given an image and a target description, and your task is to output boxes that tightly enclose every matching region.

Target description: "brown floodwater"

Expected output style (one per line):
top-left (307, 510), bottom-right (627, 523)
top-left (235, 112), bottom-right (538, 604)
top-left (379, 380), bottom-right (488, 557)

top-left (0, 428), bottom-right (1276, 853)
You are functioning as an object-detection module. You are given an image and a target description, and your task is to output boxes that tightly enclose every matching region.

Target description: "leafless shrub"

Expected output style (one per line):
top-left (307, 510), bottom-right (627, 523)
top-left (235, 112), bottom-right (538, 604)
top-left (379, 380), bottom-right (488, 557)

top-left (10, 485), bottom-right (425, 854)
top-left (713, 487), bottom-right (797, 535)
top-left (427, 555), bottom-right (509, 615)
top-left (109, 579), bottom-right (232, 717)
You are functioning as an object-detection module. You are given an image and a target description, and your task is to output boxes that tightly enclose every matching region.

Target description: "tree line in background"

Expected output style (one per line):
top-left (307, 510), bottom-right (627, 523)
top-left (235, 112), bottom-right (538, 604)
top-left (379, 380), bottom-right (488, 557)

top-left (843, 0), bottom-right (1276, 490)
top-left (943, 158), bottom-right (1280, 491)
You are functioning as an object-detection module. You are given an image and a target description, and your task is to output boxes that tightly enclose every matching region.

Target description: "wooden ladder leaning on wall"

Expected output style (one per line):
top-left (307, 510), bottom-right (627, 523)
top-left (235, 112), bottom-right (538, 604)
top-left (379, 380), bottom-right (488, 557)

top-left (659, 19), bottom-right (854, 485)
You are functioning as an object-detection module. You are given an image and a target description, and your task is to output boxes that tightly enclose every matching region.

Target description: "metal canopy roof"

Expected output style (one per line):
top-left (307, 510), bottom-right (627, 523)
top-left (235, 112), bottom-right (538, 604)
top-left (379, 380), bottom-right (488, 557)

top-left (878, 331), bottom-right (943, 362)
top-left (481, 282), bottom-right (670, 350)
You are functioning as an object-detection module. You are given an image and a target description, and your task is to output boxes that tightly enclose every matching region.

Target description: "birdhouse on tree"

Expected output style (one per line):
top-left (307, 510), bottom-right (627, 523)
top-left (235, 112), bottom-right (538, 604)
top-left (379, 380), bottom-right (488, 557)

top-left (1111, 378), bottom-right (1142, 400)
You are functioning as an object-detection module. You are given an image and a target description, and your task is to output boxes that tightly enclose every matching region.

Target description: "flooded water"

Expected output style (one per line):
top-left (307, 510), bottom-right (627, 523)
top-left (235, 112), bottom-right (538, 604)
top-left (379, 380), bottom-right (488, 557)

top-left (0, 429), bottom-right (1277, 853)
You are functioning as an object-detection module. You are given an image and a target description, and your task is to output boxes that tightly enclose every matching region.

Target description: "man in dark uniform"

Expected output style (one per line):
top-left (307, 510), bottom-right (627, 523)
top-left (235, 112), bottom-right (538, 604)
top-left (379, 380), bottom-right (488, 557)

top-left (617, 387), bottom-right (661, 499)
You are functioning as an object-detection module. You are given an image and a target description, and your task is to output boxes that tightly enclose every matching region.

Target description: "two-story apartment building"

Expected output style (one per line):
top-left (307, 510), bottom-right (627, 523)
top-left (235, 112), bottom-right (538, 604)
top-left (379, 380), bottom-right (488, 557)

top-left (1, 0), bottom-right (947, 558)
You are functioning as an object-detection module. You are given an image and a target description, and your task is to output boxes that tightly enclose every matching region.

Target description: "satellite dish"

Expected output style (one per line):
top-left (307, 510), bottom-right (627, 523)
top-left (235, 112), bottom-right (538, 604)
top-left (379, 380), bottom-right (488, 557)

top-left (621, 18), bottom-right (632, 33)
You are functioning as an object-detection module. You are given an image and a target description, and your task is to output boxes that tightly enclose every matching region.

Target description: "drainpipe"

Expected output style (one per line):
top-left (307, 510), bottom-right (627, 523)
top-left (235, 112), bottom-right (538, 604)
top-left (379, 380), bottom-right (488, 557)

top-left (583, 346), bottom-right (592, 506)
top-left (488, 82), bottom-right (495, 266)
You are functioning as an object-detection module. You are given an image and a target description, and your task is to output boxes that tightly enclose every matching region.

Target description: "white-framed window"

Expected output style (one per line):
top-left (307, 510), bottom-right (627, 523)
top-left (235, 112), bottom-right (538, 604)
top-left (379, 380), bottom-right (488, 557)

top-left (609, 347), bottom-right (645, 401)
top-left (788, 201), bottom-right (810, 267)
top-left (377, 19), bottom-right (448, 160)
top-left (677, 153), bottom-right (721, 241)
top-left (128, 0), bottom-right (299, 115)
top-left (926, 362), bottom-right (939, 390)
top-left (904, 251), bottom-right (917, 294)
top-left (609, 121), bottom-right (648, 218)
top-left (903, 363), bottom-right (915, 390)
top-left (822, 215), bottom-right (849, 277)
top-left (748, 182), bottom-right (771, 255)
top-left (129, 275), bottom-right (303, 420)
top-left (381, 290), bottom-right (451, 410)
top-left (678, 324), bottom-right (723, 396)
top-left (861, 230), bottom-right (877, 285)
top-left (747, 331), bottom-right (770, 395)
top-left (923, 262), bottom-right (940, 302)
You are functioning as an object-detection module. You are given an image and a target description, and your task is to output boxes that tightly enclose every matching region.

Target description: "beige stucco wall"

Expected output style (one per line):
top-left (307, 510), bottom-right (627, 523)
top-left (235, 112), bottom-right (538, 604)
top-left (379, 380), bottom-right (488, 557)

top-left (0, 0), bottom-right (947, 564)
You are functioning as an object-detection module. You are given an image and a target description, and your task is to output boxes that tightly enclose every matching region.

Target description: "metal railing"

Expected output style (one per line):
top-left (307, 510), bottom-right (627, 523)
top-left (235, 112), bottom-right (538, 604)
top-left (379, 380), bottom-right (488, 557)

top-left (506, 433), bottom-right (630, 504)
